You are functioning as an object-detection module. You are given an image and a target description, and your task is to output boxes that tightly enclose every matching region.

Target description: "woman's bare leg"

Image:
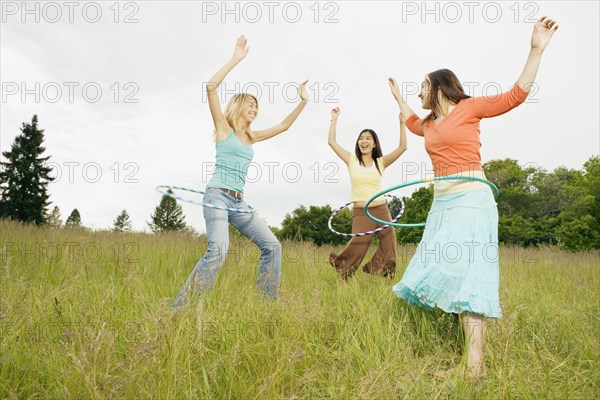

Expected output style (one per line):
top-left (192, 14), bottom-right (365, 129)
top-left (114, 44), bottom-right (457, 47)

top-left (461, 311), bottom-right (487, 378)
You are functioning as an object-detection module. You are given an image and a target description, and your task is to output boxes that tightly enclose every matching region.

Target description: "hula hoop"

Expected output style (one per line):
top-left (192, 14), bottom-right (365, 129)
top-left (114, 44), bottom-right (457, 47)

top-left (365, 176), bottom-right (499, 228)
top-left (156, 185), bottom-right (255, 213)
top-left (328, 196), bottom-right (405, 237)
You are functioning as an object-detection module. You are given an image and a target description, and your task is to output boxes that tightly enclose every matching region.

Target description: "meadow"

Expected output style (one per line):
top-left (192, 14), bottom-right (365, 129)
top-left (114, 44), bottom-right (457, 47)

top-left (1, 220), bottom-right (598, 399)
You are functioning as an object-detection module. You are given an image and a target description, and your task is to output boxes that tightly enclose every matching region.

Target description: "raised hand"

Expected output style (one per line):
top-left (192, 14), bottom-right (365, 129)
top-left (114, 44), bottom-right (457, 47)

top-left (388, 77), bottom-right (401, 101)
top-left (531, 16), bottom-right (558, 51)
top-left (298, 79), bottom-right (309, 101)
top-left (331, 107), bottom-right (340, 119)
top-left (232, 35), bottom-right (249, 62)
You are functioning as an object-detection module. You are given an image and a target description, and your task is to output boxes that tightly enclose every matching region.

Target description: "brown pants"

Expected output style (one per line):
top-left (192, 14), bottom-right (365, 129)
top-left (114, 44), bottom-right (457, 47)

top-left (329, 203), bottom-right (397, 280)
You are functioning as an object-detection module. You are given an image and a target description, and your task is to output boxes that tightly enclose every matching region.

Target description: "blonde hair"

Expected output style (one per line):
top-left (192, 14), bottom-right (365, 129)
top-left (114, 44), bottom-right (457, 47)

top-left (221, 93), bottom-right (258, 143)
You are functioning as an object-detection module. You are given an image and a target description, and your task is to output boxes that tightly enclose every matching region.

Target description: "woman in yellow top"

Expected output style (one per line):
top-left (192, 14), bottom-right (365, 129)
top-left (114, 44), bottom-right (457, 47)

top-left (328, 79), bottom-right (407, 280)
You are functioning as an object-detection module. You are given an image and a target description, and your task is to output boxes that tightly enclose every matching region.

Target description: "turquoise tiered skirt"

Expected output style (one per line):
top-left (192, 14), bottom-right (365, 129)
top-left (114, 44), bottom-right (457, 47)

top-left (393, 188), bottom-right (502, 318)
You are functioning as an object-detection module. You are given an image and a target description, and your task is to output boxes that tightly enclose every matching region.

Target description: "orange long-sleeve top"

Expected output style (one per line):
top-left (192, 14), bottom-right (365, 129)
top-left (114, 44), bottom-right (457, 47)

top-left (406, 84), bottom-right (529, 177)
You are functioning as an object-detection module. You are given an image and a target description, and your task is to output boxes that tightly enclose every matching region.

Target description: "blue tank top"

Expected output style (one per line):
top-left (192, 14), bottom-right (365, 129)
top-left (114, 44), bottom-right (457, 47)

top-left (206, 129), bottom-right (254, 193)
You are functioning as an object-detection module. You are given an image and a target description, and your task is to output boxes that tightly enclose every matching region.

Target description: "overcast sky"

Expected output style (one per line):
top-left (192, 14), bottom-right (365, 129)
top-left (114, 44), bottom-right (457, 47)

top-left (1, 1), bottom-right (598, 232)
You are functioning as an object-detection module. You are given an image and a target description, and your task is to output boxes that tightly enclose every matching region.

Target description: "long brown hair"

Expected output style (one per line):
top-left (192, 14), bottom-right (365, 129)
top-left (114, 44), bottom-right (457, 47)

top-left (422, 69), bottom-right (471, 124)
top-left (354, 129), bottom-right (383, 176)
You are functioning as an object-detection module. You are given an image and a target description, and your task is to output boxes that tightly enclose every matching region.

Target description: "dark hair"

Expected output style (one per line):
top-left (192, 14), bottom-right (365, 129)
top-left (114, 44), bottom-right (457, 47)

top-left (423, 69), bottom-right (471, 124)
top-left (355, 129), bottom-right (383, 175)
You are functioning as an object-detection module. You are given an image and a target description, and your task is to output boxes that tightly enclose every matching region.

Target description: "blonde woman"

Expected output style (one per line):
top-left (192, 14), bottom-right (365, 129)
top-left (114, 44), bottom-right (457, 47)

top-left (173, 36), bottom-right (308, 307)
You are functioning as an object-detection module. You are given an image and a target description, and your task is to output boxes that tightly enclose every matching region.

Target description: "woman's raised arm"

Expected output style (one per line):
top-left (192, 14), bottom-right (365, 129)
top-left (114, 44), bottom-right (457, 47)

top-left (517, 16), bottom-right (558, 92)
top-left (206, 35), bottom-right (249, 139)
top-left (252, 80), bottom-right (309, 143)
top-left (328, 107), bottom-right (351, 165)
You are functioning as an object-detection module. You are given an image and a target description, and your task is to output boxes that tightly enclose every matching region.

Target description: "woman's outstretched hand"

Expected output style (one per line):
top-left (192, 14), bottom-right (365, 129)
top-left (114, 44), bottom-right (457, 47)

top-left (388, 77), bottom-right (401, 101)
top-left (331, 107), bottom-right (340, 120)
top-left (531, 16), bottom-right (558, 52)
top-left (298, 80), bottom-right (309, 101)
top-left (232, 35), bottom-right (249, 62)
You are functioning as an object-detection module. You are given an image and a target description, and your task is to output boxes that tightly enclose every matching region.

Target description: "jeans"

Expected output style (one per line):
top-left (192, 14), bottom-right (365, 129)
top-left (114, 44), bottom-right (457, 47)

top-left (172, 188), bottom-right (281, 307)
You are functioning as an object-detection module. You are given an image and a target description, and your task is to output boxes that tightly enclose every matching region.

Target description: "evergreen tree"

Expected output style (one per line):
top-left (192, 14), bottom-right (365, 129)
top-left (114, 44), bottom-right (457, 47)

top-left (113, 209), bottom-right (133, 233)
top-left (0, 115), bottom-right (54, 224)
top-left (148, 189), bottom-right (187, 233)
top-left (46, 205), bottom-right (62, 228)
top-left (65, 209), bottom-right (82, 227)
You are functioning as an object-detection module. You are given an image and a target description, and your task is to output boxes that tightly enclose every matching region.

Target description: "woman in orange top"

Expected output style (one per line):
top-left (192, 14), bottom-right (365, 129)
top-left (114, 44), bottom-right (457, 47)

top-left (389, 16), bottom-right (558, 379)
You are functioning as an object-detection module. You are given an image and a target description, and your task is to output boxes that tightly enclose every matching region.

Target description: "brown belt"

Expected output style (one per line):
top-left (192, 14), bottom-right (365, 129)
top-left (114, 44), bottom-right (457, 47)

top-left (219, 188), bottom-right (243, 200)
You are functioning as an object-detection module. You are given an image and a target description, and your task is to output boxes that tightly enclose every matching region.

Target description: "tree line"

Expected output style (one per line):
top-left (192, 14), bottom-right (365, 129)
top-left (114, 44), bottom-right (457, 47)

top-left (1, 115), bottom-right (599, 250)
top-left (276, 157), bottom-right (600, 251)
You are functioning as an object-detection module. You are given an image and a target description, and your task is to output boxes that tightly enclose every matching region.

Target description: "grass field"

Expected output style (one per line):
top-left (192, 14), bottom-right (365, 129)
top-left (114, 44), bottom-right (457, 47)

top-left (1, 220), bottom-right (599, 399)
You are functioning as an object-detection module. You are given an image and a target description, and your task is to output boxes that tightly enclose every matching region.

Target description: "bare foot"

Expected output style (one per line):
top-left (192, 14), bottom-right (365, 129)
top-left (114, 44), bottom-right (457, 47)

top-left (466, 364), bottom-right (487, 380)
top-left (434, 365), bottom-right (487, 381)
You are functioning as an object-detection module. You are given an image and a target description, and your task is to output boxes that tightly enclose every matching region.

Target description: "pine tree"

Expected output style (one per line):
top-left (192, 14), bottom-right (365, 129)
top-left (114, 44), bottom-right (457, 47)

top-left (46, 205), bottom-right (62, 228)
top-left (65, 208), bottom-right (82, 227)
top-left (148, 189), bottom-right (187, 233)
top-left (0, 115), bottom-right (55, 224)
top-left (113, 209), bottom-right (132, 233)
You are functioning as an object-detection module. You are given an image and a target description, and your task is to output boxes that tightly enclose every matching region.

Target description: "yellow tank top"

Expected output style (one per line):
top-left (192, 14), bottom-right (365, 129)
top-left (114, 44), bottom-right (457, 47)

top-left (348, 153), bottom-right (384, 202)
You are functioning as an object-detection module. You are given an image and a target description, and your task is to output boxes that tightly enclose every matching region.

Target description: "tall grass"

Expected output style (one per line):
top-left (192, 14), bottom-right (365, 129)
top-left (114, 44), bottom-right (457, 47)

top-left (1, 220), bottom-right (598, 399)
